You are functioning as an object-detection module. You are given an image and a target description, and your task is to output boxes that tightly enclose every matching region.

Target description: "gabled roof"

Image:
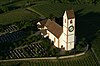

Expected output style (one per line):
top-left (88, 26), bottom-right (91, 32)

top-left (39, 19), bottom-right (47, 26)
top-left (37, 19), bottom-right (47, 28)
top-left (67, 10), bottom-right (75, 19)
top-left (45, 19), bottom-right (63, 38)
top-left (37, 9), bottom-right (75, 38)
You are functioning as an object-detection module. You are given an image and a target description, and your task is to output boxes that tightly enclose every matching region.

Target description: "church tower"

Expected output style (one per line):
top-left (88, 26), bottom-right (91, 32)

top-left (63, 10), bottom-right (75, 50)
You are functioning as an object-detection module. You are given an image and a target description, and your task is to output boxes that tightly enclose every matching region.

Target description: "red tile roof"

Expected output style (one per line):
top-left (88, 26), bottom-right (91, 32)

top-left (38, 10), bottom-right (75, 38)
top-left (67, 10), bottom-right (75, 19)
top-left (45, 19), bottom-right (63, 38)
top-left (37, 19), bottom-right (47, 28)
top-left (39, 19), bottom-right (47, 26)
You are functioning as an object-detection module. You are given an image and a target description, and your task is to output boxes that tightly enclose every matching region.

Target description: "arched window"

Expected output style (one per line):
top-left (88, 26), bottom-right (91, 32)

top-left (61, 45), bottom-right (65, 49)
top-left (70, 20), bottom-right (72, 24)
top-left (65, 19), bottom-right (66, 23)
top-left (61, 45), bottom-right (63, 48)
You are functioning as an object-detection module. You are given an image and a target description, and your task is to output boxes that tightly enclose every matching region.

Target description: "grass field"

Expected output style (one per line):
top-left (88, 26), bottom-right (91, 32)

top-left (0, 50), bottom-right (99, 66)
top-left (0, 0), bottom-right (47, 7)
top-left (0, 0), bottom-right (48, 25)
top-left (74, 5), bottom-right (100, 61)
top-left (0, 1), bottom-right (100, 66)
top-left (29, 3), bottom-right (72, 18)
top-left (92, 31), bottom-right (100, 60)
top-left (29, 3), bottom-right (100, 37)
top-left (28, 3), bottom-right (88, 18)
top-left (29, 3), bottom-right (100, 17)
top-left (0, 0), bottom-right (14, 5)
top-left (0, 0), bottom-right (44, 5)
top-left (0, 8), bottom-right (39, 25)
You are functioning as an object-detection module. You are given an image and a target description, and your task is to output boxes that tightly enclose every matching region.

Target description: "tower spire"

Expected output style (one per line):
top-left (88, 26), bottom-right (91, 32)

top-left (62, 9), bottom-right (75, 50)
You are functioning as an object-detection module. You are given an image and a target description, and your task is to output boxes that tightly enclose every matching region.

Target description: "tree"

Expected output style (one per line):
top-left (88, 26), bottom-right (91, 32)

top-left (0, 6), bottom-right (8, 12)
top-left (60, 0), bottom-right (70, 3)
top-left (93, 0), bottom-right (100, 4)
top-left (68, 0), bottom-right (76, 4)
top-left (0, 9), bottom-right (4, 14)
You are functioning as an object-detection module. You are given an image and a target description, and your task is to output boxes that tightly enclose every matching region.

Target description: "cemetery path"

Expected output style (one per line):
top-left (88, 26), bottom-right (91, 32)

top-left (0, 51), bottom-right (85, 62)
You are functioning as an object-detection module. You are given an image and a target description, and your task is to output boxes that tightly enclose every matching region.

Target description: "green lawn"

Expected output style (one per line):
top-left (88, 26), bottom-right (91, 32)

top-left (0, 0), bottom-right (14, 5)
top-left (0, 8), bottom-right (39, 25)
top-left (29, 3), bottom-right (72, 18)
top-left (0, 0), bottom-right (48, 25)
top-left (29, 3), bottom-right (100, 18)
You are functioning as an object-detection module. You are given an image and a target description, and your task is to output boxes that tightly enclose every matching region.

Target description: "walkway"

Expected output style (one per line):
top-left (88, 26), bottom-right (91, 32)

top-left (0, 51), bottom-right (85, 62)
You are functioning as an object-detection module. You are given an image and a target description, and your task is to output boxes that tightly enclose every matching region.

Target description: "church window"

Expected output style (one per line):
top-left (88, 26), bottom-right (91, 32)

top-left (61, 45), bottom-right (65, 49)
top-left (65, 19), bottom-right (66, 23)
top-left (70, 20), bottom-right (72, 24)
top-left (61, 45), bottom-right (63, 48)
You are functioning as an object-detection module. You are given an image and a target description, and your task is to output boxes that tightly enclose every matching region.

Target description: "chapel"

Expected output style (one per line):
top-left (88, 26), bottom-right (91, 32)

top-left (37, 9), bottom-right (75, 51)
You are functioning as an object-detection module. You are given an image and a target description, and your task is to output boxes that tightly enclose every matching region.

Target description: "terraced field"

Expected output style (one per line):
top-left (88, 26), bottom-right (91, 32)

top-left (0, 50), bottom-right (99, 66)
top-left (0, 0), bottom-right (46, 6)
top-left (28, 3), bottom-right (87, 18)
top-left (27, 50), bottom-right (99, 66)
top-left (0, 1), bottom-right (100, 66)
top-left (29, 3), bottom-right (70, 18)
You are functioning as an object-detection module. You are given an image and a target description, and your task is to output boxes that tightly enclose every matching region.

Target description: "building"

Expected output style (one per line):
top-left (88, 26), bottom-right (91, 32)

top-left (37, 9), bottom-right (75, 51)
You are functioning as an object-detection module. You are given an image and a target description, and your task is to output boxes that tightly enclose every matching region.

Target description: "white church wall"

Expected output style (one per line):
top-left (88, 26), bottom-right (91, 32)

top-left (63, 11), bottom-right (68, 35)
top-left (68, 19), bottom-right (75, 30)
top-left (59, 33), bottom-right (63, 48)
top-left (46, 30), bottom-right (58, 47)
top-left (38, 10), bottom-right (75, 51)
top-left (54, 37), bottom-right (58, 47)
top-left (43, 33), bottom-right (49, 38)
top-left (37, 22), bottom-right (41, 25)
top-left (59, 32), bottom-right (75, 50)
top-left (68, 35), bottom-right (74, 42)
top-left (62, 12), bottom-right (67, 50)
top-left (68, 42), bottom-right (74, 50)
top-left (59, 33), bottom-right (67, 50)
top-left (62, 11), bottom-right (75, 51)
top-left (44, 26), bottom-right (47, 29)
top-left (67, 18), bottom-right (75, 50)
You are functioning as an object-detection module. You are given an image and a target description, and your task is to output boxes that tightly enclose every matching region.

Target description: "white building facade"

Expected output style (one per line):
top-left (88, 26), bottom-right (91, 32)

top-left (37, 10), bottom-right (75, 51)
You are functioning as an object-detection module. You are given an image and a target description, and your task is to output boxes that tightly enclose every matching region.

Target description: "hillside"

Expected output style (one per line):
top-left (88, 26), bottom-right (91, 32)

top-left (0, 0), bottom-right (100, 66)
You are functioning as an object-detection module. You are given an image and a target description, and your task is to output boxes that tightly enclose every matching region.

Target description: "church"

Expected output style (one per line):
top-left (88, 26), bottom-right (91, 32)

top-left (37, 9), bottom-right (75, 51)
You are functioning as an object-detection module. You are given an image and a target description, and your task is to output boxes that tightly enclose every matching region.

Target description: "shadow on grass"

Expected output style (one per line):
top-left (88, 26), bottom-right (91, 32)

top-left (75, 9), bottom-right (100, 43)
top-left (55, 9), bottom-right (100, 44)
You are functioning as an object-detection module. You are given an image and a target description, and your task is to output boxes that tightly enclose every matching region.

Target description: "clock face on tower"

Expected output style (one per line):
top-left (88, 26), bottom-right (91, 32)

top-left (68, 25), bottom-right (74, 32)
